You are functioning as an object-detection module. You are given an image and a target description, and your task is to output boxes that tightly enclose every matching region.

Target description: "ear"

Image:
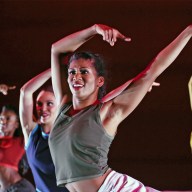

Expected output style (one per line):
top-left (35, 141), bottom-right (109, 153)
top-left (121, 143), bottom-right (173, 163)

top-left (97, 76), bottom-right (104, 88)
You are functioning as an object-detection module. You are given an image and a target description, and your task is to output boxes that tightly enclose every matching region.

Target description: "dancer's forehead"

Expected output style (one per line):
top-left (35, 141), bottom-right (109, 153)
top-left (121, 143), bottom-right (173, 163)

top-left (36, 90), bottom-right (55, 102)
top-left (69, 58), bottom-right (95, 69)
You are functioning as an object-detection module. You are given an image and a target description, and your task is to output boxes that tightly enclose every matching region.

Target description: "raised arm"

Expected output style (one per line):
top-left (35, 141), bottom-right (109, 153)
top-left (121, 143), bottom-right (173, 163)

top-left (51, 24), bottom-right (131, 105)
top-left (102, 25), bottom-right (192, 124)
top-left (0, 84), bottom-right (16, 95)
top-left (19, 69), bottom-right (51, 144)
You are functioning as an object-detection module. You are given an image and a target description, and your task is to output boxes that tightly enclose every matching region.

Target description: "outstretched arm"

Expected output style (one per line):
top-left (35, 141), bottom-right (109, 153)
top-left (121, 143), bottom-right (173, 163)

top-left (102, 25), bottom-right (192, 124)
top-left (0, 84), bottom-right (16, 95)
top-left (19, 69), bottom-right (51, 144)
top-left (51, 24), bottom-right (131, 105)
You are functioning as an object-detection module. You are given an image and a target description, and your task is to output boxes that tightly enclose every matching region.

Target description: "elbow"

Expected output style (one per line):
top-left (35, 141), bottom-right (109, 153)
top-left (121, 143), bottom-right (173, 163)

top-left (20, 85), bottom-right (30, 97)
top-left (51, 43), bottom-right (59, 55)
top-left (51, 44), bottom-right (56, 53)
top-left (133, 68), bottom-right (157, 84)
top-left (144, 58), bottom-right (161, 79)
top-left (20, 86), bottom-right (25, 95)
top-left (51, 44), bottom-right (61, 64)
top-left (20, 87), bottom-right (26, 99)
top-left (133, 69), bottom-right (149, 82)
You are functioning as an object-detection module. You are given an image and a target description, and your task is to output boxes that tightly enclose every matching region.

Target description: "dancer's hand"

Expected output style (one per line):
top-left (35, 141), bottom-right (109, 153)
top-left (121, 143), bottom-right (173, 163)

top-left (94, 24), bottom-right (131, 46)
top-left (0, 84), bottom-right (16, 95)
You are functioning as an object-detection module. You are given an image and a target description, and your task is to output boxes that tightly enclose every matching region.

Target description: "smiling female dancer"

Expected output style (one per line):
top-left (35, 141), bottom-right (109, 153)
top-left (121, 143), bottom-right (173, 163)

top-left (19, 69), bottom-right (68, 192)
top-left (49, 24), bottom-right (192, 192)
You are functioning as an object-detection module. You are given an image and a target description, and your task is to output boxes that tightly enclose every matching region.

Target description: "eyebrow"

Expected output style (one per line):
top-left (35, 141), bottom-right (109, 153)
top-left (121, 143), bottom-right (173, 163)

top-left (36, 100), bottom-right (54, 103)
top-left (68, 67), bottom-right (91, 70)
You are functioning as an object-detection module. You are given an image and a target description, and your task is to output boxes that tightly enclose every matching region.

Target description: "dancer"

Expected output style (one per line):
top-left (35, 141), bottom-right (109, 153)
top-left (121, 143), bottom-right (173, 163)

top-left (0, 105), bottom-right (35, 192)
top-left (19, 69), bottom-right (68, 192)
top-left (49, 24), bottom-right (192, 192)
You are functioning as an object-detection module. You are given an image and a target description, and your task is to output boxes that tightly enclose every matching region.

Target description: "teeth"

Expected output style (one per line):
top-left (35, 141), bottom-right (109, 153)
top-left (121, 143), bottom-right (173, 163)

top-left (73, 84), bottom-right (83, 87)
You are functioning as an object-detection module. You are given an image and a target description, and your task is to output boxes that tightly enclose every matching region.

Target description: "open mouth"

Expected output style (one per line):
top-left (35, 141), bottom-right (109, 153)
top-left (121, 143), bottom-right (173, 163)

top-left (73, 84), bottom-right (83, 88)
top-left (72, 83), bottom-right (84, 90)
top-left (40, 113), bottom-right (49, 119)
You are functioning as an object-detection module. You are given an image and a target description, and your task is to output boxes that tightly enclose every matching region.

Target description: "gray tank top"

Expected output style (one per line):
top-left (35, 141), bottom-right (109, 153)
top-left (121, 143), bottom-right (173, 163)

top-left (49, 103), bottom-right (114, 187)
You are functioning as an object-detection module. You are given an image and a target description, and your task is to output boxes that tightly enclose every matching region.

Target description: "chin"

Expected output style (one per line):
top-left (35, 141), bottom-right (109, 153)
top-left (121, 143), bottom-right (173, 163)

top-left (42, 120), bottom-right (49, 124)
top-left (41, 116), bottom-right (50, 121)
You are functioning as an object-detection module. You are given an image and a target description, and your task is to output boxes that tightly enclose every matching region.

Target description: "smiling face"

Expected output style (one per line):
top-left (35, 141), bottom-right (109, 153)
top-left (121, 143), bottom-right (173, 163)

top-left (0, 109), bottom-right (19, 137)
top-left (36, 90), bottom-right (57, 126)
top-left (67, 58), bottom-right (104, 102)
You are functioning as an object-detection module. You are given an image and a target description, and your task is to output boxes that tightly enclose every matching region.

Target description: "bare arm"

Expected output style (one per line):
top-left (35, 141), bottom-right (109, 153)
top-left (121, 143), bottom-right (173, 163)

top-left (102, 25), bottom-right (192, 124)
top-left (51, 24), bottom-right (131, 105)
top-left (19, 69), bottom-right (51, 144)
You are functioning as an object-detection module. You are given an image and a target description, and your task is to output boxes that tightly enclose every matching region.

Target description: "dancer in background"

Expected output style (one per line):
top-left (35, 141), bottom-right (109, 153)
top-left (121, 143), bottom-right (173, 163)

top-left (0, 105), bottom-right (35, 192)
top-left (49, 23), bottom-right (192, 192)
top-left (19, 69), bottom-right (69, 192)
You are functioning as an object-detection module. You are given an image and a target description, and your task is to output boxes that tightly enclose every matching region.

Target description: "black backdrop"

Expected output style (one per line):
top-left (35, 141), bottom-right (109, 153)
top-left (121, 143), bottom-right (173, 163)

top-left (0, 0), bottom-right (192, 190)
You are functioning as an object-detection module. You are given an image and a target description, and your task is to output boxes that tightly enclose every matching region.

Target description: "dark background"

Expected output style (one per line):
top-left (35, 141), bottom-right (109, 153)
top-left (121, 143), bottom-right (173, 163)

top-left (0, 0), bottom-right (192, 190)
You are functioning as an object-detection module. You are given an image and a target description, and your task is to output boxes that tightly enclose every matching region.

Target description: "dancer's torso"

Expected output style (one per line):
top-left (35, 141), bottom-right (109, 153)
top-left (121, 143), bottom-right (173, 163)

top-left (65, 168), bottom-right (112, 192)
